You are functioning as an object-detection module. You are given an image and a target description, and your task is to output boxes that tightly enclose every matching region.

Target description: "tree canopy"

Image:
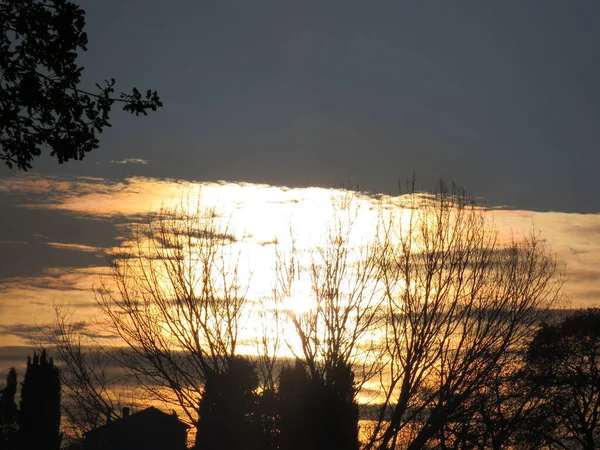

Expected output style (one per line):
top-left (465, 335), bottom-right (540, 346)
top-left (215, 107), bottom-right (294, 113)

top-left (526, 308), bottom-right (600, 449)
top-left (0, 0), bottom-right (162, 170)
top-left (20, 350), bottom-right (61, 450)
top-left (0, 368), bottom-right (18, 450)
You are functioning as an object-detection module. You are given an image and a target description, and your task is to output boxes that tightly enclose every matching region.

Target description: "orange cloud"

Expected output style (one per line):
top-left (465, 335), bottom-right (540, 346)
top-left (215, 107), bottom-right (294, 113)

top-left (1, 173), bottom-right (600, 353)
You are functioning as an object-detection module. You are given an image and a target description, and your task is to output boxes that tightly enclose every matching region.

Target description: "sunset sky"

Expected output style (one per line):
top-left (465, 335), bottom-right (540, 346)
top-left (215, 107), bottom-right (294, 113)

top-left (1, 1), bottom-right (599, 375)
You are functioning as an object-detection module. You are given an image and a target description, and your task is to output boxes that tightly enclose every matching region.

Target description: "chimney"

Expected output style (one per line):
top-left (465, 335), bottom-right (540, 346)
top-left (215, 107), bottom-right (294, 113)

top-left (122, 407), bottom-right (130, 418)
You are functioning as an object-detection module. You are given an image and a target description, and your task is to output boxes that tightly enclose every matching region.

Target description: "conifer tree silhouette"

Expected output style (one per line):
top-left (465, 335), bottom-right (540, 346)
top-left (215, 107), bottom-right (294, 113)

top-left (195, 356), bottom-right (260, 450)
top-left (19, 350), bottom-right (61, 450)
top-left (0, 368), bottom-right (18, 450)
top-left (278, 360), bottom-right (358, 450)
top-left (324, 361), bottom-right (359, 450)
top-left (278, 361), bottom-right (310, 450)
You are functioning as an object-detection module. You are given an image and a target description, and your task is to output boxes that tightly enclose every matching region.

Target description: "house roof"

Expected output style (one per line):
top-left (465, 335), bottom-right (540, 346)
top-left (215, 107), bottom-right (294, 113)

top-left (85, 406), bottom-right (189, 438)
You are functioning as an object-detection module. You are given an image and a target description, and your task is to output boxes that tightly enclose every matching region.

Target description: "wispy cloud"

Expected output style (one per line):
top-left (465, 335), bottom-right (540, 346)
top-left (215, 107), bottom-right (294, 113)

top-left (1, 173), bottom-right (600, 321)
top-left (1, 266), bottom-right (108, 293)
top-left (0, 322), bottom-right (118, 343)
top-left (6, 175), bottom-right (194, 217)
top-left (0, 324), bottom-right (42, 341)
top-left (0, 173), bottom-right (72, 195)
top-left (45, 242), bottom-right (105, 254)
top-left (110, 158), bottom-right (149, 165)
top-left (0, 346), bottom-right (37, 375)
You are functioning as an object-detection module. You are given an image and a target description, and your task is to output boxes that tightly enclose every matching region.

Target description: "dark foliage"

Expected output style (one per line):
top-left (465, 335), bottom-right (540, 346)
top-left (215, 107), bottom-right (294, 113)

top-left (0, 368), bottom-right (18, 450)
top-left (277, 361), bottom-right (310, 450)
top-left (278, 360), bottom-right (358, 450)
top-left (19, 350), bottom-right (61, 450)
top-left (322, 361), bottom-right (359, 450)
top-left (195, 356), bottom-right (262, 450)
top-left (438, 357), bottom-right (547, 450)
top-left (0, 0), bottom-right (162, 170)
top-left (526, 308), bottom-right (600, 449)
top-left (255, 388), bottom-right (279, 450)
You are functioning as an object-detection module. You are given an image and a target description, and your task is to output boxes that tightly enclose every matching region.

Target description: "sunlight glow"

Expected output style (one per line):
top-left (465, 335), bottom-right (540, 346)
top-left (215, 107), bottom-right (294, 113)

top-left (282, 273), bottom-right (318, 316)
top-left (1, 175), bottom-right (596, 377)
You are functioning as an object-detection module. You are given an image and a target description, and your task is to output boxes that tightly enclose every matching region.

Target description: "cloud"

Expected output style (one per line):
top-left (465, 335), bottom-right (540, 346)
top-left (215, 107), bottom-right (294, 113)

top-left (1, 266), bottom-right (108, 293)
top-left (0, 322), bottom-right (119, 344)
top-left (14, 175), bottom-right (194, 218)
top-left (0, 346), bottom-right (36, 376)
top-left (110, 158), bottom-right (149, 165)
top-left (0, 324), bottom-right (41, 342)
top-left (45, 242), bottom-right (105, 254)
top-left (2, 173), bottom-right (600, 317)
top-left (0, 346), bottom-right (34, 364)
top-left (0, 173), bottom-right (72, 195)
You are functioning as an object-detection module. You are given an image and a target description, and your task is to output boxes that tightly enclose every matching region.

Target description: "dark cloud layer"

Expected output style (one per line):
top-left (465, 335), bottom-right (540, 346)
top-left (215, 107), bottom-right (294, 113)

top-left (1, 0), bottom-right (598, 213)
top-left (0, 177), bottom-right (138, 280)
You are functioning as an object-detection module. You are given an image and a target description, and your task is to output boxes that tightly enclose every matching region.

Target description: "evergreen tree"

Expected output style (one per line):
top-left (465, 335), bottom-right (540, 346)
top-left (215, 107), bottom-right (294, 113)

top-left (0, 368), bottom-right (18, 450)
top-left (277, 360), bottom-right (359, 450)
top-left (19, 350), bottom-right (61, 450)
top-left (278, 361), bottom-right (310, 450)
top-left (323, 361), bottom-right (359, 450)
top-left (255, 388), bottom-right (279, 450)
top-left (195, 356), bottom-right (260, 450)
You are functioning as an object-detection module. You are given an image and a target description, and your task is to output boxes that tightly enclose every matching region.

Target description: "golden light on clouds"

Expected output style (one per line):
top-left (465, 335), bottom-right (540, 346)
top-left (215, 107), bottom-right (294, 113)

top-left (0, 174), bottom-right (599, 355)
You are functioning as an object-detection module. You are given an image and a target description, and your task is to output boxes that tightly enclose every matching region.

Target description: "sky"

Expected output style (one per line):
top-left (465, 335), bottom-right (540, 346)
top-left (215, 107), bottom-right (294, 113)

top-left (1, 1), bottom-right (600, 375)
top-left (2, 0), bottom-right (599, 212)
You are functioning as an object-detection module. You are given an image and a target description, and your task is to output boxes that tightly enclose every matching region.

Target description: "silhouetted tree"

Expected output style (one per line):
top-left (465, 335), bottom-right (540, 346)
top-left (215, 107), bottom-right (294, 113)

top-left (366, 181), bottom-right (563, 450)
top-left (0, 368), bottom-right (18, 450)
top-left (439, 354), bottom-right (547, 450)
top-left (96, 196), bottom-right (251, 431)
top-left (526, 309), bottom-right (600, 449)
top-left (45, 304), bottom-right (129, 442)
top-left (275, 192), bottom-right (384, 388)
top-left (324, 361), bottom-right (359, 450)
top-left (54, 181), bottom-right (564, 449)
top-left (195, 356), bottom-right (261, 450)
top-left (277, 359), bottom-right (358, 450)
top-left (255, 387), bottom-right (279, 450)
top-left (274, 191), bottom-right (382, 450)
top-left (278, 361), bottom-right (310, 450)
top-left (0, 0), bottom-right (162, 170)
top-left (19, 350), bottom-right (61, 450)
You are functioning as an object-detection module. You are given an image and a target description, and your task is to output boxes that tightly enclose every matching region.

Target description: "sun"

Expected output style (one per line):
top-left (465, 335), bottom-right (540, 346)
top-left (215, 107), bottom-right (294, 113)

top-left (282, 273), bottom-right (318, 317)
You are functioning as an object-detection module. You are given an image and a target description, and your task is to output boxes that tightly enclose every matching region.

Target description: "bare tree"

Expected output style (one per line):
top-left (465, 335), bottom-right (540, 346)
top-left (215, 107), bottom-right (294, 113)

top-left (252, 294), bottom-right (283, 393)
top-left (274, 192), bottom-right (385, 388)
top-left (45, 182), bottom-right (564, 449)
top-left (94, 194), bottom-right (251, 426)
top-left (45, 304), bottom-right (133, 441)
top-left (366, 182), bottom-right (564, 450)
